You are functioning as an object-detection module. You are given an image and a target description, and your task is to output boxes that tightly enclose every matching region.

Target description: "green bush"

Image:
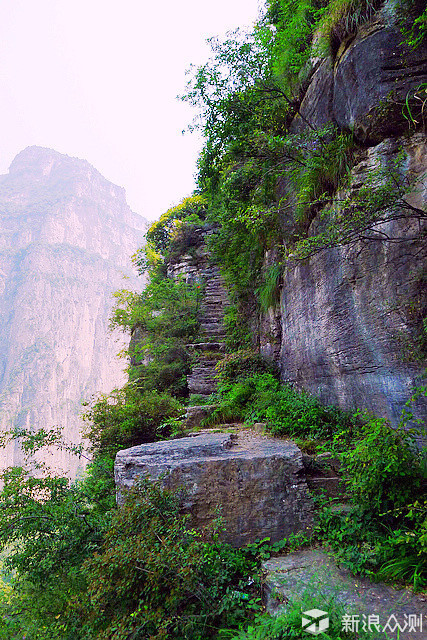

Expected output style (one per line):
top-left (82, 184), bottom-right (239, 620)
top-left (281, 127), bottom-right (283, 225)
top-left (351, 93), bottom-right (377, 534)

top-left (223, 305), bottom-right (253, 352)
top-left (73, 479), bottom-right (264, 640)
top-left (315, 393), bottom-right (426, 589)
top-left (83, 387), bottom-right (184, 460)
top-left (111, 272), bottom-right (201, 396)
top-left (215, 351), bottom-right (279, 385)
top-left (225, 592), bottom-right (370, 639)
top-left (375, 502), bottom-right (427, 591)
top-left (256, 263), bottom-right (283, 312)
top-left (340, 414), bottom-right (425, 517)
top-left (145, 195), bottom-right (207, 255)
top-left (207, 373), bottom-right (352, 440)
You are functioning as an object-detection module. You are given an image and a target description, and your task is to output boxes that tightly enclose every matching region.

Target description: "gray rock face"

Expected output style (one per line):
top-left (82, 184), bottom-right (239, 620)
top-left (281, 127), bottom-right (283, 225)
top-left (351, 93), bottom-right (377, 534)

top-left (333, 20), bottom-right (427, 143)
top-left (293, 13), bottom-right (427, 143)
top-left (114, 431), bottom-right (314, 546)
top-left (184, 404), bottom-right (218, 428)
top-left (263, 549), bottom-right (427, 639)
top-left (279, 134), bottom-right (427, 426)
top-left (0, 146), bottom-right (147, 477)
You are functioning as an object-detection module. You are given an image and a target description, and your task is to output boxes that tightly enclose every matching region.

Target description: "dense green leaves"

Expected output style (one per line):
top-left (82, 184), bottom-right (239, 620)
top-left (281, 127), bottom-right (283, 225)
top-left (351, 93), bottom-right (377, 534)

top-left (71, 479), bottom-right (265, 640)
top-left (111, 270), bottom-right (202, 395)
top-left (83, 387), bottom-right (184, 460)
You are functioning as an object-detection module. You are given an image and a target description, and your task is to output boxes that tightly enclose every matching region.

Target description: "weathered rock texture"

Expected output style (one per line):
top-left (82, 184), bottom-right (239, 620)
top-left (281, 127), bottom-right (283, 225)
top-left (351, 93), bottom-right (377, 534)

top-left (257, 4), bottom-right (427, 427)
top-left (278, 134), bottom-right (426, 426)
top-left (0, 146), bottom-right (147, 477)
top-left (114, 431), bottom-right (314, 546)
top-left (167, 227), bottom-right (229, 397)
top-left (263, 549), bottom-right (427, 640)
top-left (293, 7), bottom-right (427, 143)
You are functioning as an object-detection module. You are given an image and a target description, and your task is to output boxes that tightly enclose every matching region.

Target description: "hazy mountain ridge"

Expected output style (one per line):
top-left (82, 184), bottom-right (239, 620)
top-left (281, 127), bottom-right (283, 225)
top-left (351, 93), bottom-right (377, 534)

top-left (0, 146), bottom-right (147, 477)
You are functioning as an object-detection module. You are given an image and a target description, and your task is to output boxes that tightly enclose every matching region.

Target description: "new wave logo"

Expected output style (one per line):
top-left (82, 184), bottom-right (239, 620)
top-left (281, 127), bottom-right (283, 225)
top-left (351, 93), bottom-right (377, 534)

top-left (302, 609), bottom-right (330, 635)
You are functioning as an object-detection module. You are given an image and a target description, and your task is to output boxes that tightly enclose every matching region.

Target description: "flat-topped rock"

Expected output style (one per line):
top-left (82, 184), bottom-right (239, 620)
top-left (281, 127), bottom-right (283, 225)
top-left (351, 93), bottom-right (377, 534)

top-left (114, 431), bottom-right (314, 546)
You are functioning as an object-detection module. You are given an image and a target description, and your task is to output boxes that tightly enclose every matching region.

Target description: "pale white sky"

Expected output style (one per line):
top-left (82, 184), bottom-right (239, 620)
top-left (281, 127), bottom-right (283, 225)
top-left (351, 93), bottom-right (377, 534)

top-left (0, 0), bottom-right (262, 221)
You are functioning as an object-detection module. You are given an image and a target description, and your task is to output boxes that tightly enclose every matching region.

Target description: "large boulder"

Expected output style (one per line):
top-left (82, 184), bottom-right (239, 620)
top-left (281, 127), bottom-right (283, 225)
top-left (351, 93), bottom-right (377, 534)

top-left (333, 19), bottom-right (427, 143)
top-left (292, 12), bottom-right (427, 143)
top-left (114, 431), bottom-right (314, 546)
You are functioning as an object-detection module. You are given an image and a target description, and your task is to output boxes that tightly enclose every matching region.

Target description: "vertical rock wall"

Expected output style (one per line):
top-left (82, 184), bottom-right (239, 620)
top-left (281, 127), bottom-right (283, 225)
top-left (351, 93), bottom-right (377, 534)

top-left (257, 6), bottom-right (427, 426)
top-left (0, 146), bottom-right (147, 477)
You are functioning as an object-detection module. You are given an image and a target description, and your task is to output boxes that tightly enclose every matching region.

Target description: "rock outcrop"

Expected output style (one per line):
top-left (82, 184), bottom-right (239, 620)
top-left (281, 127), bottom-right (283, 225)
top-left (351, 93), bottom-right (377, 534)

top-left (263, 549), bottom-right (427, 639)
top-left (0, 146), bottom-right (147, 477)
top-left (277, 134), bottom-right (426, 426)
top-left (114, 430), bottom-right (314, 546)
top-left (293, 8), bottom-right (427, 143)
top-left (257, 7), bottom-right (427, 427)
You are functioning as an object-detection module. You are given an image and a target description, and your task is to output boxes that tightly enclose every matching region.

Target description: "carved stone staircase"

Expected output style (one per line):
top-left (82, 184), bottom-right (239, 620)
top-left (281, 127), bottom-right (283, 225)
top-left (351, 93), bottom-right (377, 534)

top-left (187, 263), bottom-right (229, 397)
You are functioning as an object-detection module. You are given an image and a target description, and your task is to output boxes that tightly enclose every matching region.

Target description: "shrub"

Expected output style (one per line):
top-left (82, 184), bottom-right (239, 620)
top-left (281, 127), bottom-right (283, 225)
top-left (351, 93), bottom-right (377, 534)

top-left (375, 502), bottom-right (427, 591)
top-left (226, 592), bottom-right (371, 639)
top-left (315, 393), bottom-right (426, 588)
top-left (111, 274), bottom-right (201, 396)
top-left (207, 372), bottom-right (353, 440)
top-left (256, 263), bottom-right (283, 312)
top-left (83, 387), bottom-right (184, 460)
top-left (215, 351), bottom-right (279, 385)
top-left (340, 414), bottom-right (425, 517)
top-left (145, 195), bottom-right (207, 254)
top-left (74, 479), bottom-right (264, 640)
top-left (223, 305), bottom-right (254, 351)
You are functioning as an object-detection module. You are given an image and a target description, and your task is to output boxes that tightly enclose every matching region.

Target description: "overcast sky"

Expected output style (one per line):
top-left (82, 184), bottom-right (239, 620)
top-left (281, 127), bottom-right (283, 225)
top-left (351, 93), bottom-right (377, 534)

top-left (0, 0), bottom-right (262, 221)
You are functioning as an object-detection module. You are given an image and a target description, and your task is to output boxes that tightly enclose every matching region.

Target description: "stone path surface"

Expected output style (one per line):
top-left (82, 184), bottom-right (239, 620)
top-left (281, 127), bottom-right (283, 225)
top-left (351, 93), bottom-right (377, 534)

top-left (263, 549), bottom-right (427, 640)
top-left (187, 259), bottom-right (229, 397)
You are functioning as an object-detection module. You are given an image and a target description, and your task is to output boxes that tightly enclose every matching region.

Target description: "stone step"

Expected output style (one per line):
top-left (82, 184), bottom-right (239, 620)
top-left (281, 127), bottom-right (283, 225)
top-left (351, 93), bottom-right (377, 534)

top-left (200, 318), bottom-right (225, 325)
top-left (263, 549), bottom-right (427, 638)
top-left (187, 342), bottom-right (225, 351)
top-left (200, 310), bottom-right (225, 318)
top-left (203, 295), bottom-right (226, 303)
top-left (188, 371), bottom-right (217, 380)
top-left (204, 287), bottom-right (228, 295)
top-left (188, 380), bottom-right (218, 394)
top-left (194, 356), bottom-right (222, 364)
top-left (199, 328), bottom-right (225, 336)
top-left (190, 365), bottom-right (218, 374)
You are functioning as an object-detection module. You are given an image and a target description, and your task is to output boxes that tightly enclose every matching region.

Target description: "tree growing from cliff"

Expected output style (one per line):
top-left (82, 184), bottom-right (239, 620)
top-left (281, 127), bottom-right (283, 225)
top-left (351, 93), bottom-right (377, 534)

top-left (181, 0), bottom-right (427, 320)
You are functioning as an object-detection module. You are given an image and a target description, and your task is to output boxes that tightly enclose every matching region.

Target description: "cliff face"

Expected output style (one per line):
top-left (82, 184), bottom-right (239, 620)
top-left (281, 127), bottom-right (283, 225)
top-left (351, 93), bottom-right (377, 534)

top-left (0, 146), bottom-right (147, 477)
top-left (278, 135), bottom-right (426, 425)
top-left (263, 8), bottom-right (427, 426)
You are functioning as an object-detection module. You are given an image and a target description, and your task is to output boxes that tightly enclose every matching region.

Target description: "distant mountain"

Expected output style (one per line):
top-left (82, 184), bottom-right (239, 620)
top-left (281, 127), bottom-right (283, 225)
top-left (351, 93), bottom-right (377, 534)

top-left (0, 146), bottom-right (147, 477)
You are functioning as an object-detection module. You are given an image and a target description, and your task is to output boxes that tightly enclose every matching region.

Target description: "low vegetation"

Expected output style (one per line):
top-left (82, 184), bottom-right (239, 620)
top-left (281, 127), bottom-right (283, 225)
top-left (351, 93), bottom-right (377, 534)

top-left (0, 0), bottom-right (426, 637)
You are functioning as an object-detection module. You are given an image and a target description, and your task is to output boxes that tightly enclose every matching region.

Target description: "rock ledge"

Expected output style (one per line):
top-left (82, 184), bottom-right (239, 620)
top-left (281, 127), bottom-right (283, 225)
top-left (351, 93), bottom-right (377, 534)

top-left (114, 431), bottom-right (314, 546)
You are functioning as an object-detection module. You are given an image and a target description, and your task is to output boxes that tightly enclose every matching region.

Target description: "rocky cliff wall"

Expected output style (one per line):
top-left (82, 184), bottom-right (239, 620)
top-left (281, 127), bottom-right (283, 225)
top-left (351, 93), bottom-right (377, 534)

top-left (267, 7), bottom-right (427, 426)
top-left (0, 146), bottom-right (147, 477)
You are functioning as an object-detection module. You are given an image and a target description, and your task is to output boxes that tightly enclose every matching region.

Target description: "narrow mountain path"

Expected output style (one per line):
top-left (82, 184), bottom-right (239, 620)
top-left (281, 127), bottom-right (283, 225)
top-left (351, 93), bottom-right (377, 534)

top-left (187, 262), bottom-right (229, 397)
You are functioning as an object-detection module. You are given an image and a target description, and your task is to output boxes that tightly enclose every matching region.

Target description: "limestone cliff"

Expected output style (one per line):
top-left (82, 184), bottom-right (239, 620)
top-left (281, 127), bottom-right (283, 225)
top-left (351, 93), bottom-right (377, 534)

top-left (277, 135), bottom-right (427, 425)
top-left (0, 146), bottom-right (147, 477)
top-left (260, 5), bottom-right (427, 426)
